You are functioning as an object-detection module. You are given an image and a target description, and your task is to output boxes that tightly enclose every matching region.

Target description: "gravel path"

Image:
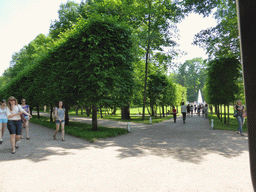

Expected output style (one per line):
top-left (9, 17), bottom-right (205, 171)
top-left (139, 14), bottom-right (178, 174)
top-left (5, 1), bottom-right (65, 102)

top-left (0, 113), bottom-right (252, 192)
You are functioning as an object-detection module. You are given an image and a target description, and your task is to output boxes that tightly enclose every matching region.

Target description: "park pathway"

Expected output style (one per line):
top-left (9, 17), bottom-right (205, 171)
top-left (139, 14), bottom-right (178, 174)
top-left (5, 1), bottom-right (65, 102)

top-left (0, 113), bottom-right (252, 192)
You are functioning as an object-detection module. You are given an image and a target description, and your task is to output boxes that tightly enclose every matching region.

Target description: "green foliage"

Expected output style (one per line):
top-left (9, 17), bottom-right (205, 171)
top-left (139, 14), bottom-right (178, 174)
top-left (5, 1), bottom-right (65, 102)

top-left (175, 57), bottom-right (207, 102)
top-left (205, 57), bottom-right (241, 105)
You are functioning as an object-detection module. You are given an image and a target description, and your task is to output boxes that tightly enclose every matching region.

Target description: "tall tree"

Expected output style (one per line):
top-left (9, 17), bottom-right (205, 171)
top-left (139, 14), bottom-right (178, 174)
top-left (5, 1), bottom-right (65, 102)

top-left (175, 57), bottom-right (207, 102)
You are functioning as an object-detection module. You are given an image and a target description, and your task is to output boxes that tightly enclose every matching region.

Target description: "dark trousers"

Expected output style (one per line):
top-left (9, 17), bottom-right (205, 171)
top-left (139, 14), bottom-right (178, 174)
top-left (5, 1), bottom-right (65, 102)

top-left (173, 114), bottom-right (177, 122)
top-left (182, 112), bottom-right (186, 123)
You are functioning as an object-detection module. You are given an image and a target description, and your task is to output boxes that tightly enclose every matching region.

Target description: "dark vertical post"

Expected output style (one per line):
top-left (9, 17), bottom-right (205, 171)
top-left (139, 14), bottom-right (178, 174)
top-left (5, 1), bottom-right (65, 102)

top-left (92, 104), bottom-right (97, 131)
top-left (236, 0), bottom-right (256, 190)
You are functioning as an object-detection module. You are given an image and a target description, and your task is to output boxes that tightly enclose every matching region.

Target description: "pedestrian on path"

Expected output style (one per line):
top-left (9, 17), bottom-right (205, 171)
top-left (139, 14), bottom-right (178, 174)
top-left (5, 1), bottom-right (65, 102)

top-left (187, 104), bottom-right (190, 117)
top-left (53, 101), bottom-right (66, 141)
top-left (0, 99), bottom-right (8, 144)
top-left (198, 104), bottom-right (201, 116)
top-left (6, 96), bottom-right (32, 154)
top-left (20, 98), bottom-right (31, 140)
top-left (172, 106), bottom-right (177, 123)
top-left (204, 104), bottom-right (208, 118)
top-left (235, 100), bottom-right (245, 136)
top-left (181, 102), bottom-right (187, 124)
top-left (190, 104), bottom-right (193, 117)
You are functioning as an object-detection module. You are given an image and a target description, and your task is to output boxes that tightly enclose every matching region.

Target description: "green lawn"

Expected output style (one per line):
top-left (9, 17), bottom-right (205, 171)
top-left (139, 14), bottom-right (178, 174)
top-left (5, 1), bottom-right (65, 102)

top-left (30, 115), bottom-right (129, 142)
top-left (208, 113), bottom-right (247, 133)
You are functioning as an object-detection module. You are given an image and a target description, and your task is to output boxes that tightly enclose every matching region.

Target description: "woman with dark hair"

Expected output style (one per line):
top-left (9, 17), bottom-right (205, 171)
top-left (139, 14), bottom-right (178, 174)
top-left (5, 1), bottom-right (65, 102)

top-left (6, 96), bottom-right (32, 154)
top-left (20, 98), bottom-right (31, 140)
top-left (0, 100), bottom-right (8, 144)
top-left (53, 101), bottom-right (66, 141)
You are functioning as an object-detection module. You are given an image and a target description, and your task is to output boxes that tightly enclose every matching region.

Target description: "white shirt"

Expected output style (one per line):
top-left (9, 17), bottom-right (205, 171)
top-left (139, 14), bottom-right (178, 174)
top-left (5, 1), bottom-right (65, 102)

top-left (0, 108), bottom-right (7, 119)
top-left (181, 105), bottom-right (187, 113)
top-left (6, 105), bottom-right (25, 120)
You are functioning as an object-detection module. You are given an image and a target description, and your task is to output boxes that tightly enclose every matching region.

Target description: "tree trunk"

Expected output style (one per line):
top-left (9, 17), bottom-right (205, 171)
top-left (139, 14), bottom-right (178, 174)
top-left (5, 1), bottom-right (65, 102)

top-left (150, 103), bottom-right (154, 117)
top-left (215, 104), bottom-right (217, 115)
top-left (100, 106), bottom-right (103, 118)
top-left (92, 104), bottom-right (97, 131)
top-left (75, 105), bottom-right (78, 115)
top-left (112, 106), bottom-right (117, 115)
top-left (146, 106), bottom-right (151, 115)
top-left (142, 12), bottom-right (151, 121)
top-left (121, 104), bottom-right (131, 120)
top-left (162, 105), bottom-right (165, 117)
top-left (50, 105), bottom-right (53, 122)
top-left (228, 104), bottom-right (230, 126)
top-left (81, 105), bottom-right (83, 115)
top-left (65, 103), bottom-right (69, 126)
top-left (159, 105), bottom-right (161, 118)
top-left (220, 104), bottom-right (222, 122)
top-left (85, 105), bottom-right (91, 116)
top-left (37, 105), bottom-right (40, 119)
top-left (224, 104), bottom-right (226, 124)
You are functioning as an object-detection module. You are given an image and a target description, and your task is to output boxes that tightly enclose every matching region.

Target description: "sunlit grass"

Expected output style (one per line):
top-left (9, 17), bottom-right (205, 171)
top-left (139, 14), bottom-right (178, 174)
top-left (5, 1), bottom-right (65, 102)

top-left (30, 115), bottom-right (129, 142)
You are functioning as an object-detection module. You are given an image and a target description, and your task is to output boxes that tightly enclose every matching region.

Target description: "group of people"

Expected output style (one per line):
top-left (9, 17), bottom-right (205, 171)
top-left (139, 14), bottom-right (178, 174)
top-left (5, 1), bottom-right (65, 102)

top-left (171, 100), bottom-right (246, 137)
top-left (176, 103), bottom-right (209, 124)
top-left (0, 97), bottom-right (66, 154)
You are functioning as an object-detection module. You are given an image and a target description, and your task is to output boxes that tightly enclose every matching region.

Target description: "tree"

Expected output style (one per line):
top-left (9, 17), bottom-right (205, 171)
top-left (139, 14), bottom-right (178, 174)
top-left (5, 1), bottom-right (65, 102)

top-left (175, 57), bottom-right (207, 102)
top-left (206, 57), bottom-right (241, 123)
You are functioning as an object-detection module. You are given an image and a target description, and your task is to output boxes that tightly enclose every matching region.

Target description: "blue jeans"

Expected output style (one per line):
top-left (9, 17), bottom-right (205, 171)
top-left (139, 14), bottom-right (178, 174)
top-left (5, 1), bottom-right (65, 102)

top-left (237, 116), bottom-right (243, 133)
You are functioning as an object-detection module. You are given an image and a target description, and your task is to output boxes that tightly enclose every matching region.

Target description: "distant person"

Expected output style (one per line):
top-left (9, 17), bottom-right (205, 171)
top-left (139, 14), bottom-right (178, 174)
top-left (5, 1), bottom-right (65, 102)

top-left (20, 98), bottom-right (31, 140)
top-left (172, 106), bottom-right (177, 123)
top-left (53, 101), bottom-right (66, 141)
top-left (0, 100), bottom-right (8, 144)
top-left (198, 104), bottom-right (201, 116)
top-left (190, 104), bottom-right (193, 117)
top-left (202, 104), bottom-right (205, 117)
top-left (235, 100), bottom-right (245, 136)
top-left (204, 104), bottom-right (208, 118)
top-left (187, 104), bottom-right (190, 117)
top-left (181, 102), bottom-right (187, 124)
top-left (6, 96), bottom-right (32, 154)
top-left (194, 105), bottom-right (197, 114)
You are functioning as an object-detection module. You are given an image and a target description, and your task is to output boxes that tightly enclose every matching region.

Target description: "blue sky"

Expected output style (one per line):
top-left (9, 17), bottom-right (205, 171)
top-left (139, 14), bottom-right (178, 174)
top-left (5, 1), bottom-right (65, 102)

top-left (0, 0), bottom-right (217, 76)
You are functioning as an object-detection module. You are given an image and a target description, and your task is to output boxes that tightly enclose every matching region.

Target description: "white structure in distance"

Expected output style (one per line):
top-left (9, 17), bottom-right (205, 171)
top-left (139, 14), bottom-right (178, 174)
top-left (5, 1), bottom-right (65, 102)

top-left (197, 89), bottom-right (203, 104)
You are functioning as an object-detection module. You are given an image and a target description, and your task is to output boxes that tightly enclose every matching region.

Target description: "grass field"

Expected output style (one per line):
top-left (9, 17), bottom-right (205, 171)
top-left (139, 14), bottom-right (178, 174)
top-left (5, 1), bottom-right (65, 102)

top-left (207, 113), bottom-right (247, 133)
top-left (30, 115), bottom-right (129, 142)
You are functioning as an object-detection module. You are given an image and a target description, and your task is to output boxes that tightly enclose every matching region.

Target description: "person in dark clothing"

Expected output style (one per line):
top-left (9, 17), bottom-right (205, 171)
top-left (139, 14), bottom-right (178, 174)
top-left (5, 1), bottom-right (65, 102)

top-left (172, 106), bottom-right (177, 123)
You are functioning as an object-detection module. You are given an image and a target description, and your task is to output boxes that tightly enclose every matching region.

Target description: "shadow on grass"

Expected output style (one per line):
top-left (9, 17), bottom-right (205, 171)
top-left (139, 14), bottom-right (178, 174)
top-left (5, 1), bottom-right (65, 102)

top-left (0, 114), bottom-right (248, 165)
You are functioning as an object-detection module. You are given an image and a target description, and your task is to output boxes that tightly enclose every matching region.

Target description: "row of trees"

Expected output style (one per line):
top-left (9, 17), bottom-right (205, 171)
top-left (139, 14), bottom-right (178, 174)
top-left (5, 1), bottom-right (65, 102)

top-left (0, 0), bottom-right (187, 130)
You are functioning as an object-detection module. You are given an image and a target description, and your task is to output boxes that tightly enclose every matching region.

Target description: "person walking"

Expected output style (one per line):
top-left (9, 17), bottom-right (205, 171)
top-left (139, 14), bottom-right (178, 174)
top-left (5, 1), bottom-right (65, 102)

top-left (235, 100), bottom-right (245, 136)
top-left (181, 102), bottom-right (187, 124)
top-left (172, 106), bottom-right (177, 123)
top-left (204, 104), bottom-right (208, 118)
top-left (20, 98), bottom-right (31, 140)
top-left (190, 104), bottom-right (194, 117)
top-left (0, 100), bottom-right (8, 144)
top-left (53, 101), bottom-right (66, 141)
top-left (187, 104), bottom-right (190, 117)
top-left (198, 104), bottom-right (201, 116)
top-left (6, 96), bottom-right (32, 154)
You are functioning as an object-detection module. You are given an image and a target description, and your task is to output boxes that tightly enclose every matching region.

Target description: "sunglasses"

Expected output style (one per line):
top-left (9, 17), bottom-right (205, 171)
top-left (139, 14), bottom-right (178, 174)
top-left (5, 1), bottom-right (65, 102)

top-left (9, 99), bottom-right (15, 101)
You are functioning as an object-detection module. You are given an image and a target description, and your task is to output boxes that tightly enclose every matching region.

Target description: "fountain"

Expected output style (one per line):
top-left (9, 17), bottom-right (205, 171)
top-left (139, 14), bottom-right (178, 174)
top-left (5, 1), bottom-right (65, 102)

top-left (197, 89), bottom-right (203, 104)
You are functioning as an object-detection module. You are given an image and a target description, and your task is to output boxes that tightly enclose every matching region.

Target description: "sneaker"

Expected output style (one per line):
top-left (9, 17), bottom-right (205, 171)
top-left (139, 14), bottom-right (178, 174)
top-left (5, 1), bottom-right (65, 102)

top-left (236, 131), bottom-right (240, 134)
top-left (240, 133), bottom-right (245, 136)
top-left (20, 136), bottom-right (24, 139)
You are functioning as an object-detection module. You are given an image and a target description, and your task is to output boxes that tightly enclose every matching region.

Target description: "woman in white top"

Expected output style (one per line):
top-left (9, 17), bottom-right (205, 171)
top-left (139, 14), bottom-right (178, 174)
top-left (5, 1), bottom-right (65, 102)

top-left (0, 99), bottom-right (8, 144)
top-left (6, 96), bottom-right (32, 154)
top-left (181, 102), bottom-right (187, 124)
